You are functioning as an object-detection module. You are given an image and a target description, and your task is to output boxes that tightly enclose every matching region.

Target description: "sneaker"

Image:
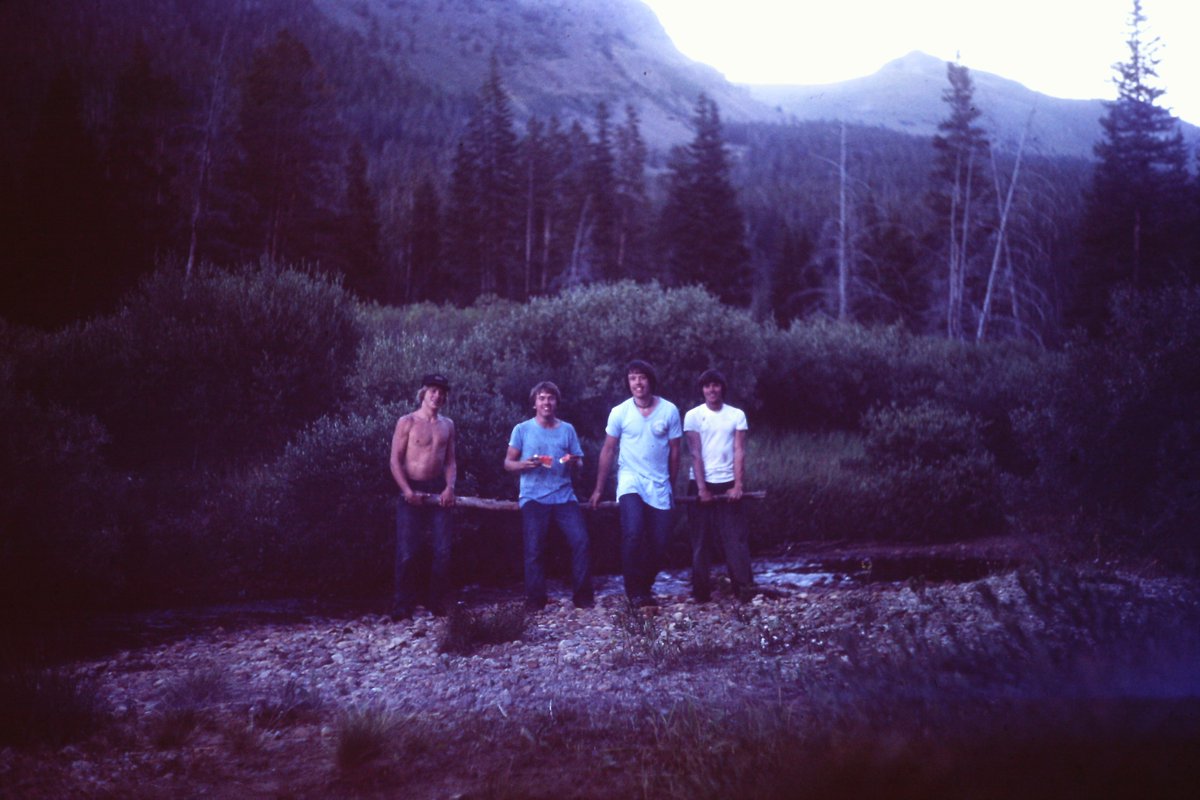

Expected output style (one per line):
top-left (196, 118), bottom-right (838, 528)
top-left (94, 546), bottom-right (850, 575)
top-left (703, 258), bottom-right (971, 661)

top-left (524, 598), bottom-right (547, 613)
top-left (573, 596), bottom-right (595, 609)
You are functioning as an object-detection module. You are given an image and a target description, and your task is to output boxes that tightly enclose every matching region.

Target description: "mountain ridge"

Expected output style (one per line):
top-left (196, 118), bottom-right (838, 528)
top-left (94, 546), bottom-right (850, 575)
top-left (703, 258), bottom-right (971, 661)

top-left (743, 50), bottom-right (1199, 160)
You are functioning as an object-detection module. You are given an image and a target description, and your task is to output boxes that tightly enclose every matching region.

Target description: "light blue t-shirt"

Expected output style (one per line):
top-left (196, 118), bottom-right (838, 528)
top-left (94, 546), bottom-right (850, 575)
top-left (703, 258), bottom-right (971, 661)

top-left (605, 397), bottom-right (682, 510)
top-left (508, 418), bottom-right (584, 507)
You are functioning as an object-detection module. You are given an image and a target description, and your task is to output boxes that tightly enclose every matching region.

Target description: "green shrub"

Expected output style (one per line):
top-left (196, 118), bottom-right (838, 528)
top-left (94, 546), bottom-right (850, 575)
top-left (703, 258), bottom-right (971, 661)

top-left (0, 667), bottom-right (107, 747)
top-left (1027, 285), bottom-right (1200, 568)
top-left (349, 282), bottom-right (769, 440)
top-left (856, 402), bottom-right (1003, 541)
top-left (16, 262), bottom-right (364, 470)
top-left (0, 385), bottom-right (131, 618)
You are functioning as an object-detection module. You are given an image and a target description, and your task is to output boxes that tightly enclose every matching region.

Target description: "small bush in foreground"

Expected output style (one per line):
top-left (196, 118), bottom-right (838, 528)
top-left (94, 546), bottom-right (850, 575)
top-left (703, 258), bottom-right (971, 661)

top-left (335, 705), bottom-right (400, 771)
top-left (0, 667), bottom-right (107, 747)
top-left (438, 602), bottom-right (528, 655)
top-left (251, 678), bottom-right (324, 730)
top-left (151, 667), bottom-right (231, 748)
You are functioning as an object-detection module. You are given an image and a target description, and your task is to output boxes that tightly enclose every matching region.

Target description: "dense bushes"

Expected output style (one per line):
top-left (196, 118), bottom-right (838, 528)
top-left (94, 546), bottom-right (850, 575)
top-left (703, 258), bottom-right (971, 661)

top-left (1023, 286), bottom-right (1200, 568)
top-left (15, 263), bottom-right (363, 469)
top-left (5, 268), bottom-right (1198, 612)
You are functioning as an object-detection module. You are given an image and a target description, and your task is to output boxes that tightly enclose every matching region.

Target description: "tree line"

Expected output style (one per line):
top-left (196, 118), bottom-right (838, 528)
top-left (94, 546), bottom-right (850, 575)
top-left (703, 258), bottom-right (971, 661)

top-left (1, 0), bottom-right (1197, 341)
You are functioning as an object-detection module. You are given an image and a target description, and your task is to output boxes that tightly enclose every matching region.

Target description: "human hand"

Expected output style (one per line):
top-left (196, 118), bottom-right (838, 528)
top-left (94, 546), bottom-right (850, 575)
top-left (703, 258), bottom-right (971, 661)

top-left (726, 486), bottom-right (744, 501)
top-left (440, 486), bottom-right (456, 507)
top-left (404, 490), bottom-right (425, 506)
top-left (698, 487), bottom-right (714, 503)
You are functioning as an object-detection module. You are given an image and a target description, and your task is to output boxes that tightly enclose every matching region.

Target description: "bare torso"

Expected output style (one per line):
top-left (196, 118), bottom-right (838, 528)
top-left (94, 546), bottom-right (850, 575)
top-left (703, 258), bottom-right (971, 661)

top-left (396, 412), bottom-right (452, 481)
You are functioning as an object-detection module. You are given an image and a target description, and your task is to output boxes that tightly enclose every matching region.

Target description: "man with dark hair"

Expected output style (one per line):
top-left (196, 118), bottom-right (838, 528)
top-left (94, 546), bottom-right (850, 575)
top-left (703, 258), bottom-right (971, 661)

top-left (589, 360), bottom-right (681, 607)
top-left (389, 373), bottom-right (456, 620)
top-left (684, 368), bottom-right (753, 602)
top-left (505, 381), bottom-right (593, 611)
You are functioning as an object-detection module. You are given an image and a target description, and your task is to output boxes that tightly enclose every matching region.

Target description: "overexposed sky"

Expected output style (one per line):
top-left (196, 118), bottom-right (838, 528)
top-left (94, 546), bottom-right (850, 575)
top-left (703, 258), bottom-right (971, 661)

top-left (640, 0), bottom-right (1200, 125)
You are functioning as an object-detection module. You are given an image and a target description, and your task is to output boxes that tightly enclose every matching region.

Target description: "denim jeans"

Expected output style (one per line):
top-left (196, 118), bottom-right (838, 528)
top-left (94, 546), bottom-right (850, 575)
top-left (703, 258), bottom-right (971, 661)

top-left (520, 500), bottom-right (593, 607)
top-left (393, 482), bottom-right (453, 615)
top-left (688, 480), bottom-right (752, 600)
top-left (617, 493), bottom-right (673, 602)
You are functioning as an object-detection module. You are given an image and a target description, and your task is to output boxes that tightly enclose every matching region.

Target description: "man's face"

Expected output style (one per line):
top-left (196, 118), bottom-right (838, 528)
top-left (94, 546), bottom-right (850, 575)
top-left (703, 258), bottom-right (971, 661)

top-left (702, 381), bottom-right (724, 407)
top-left (534, 390), bottom-right (558, 419)
top-left (423, 385), bottom-right (448, 410)
top-left (627, 370), bottom-right (651, 400)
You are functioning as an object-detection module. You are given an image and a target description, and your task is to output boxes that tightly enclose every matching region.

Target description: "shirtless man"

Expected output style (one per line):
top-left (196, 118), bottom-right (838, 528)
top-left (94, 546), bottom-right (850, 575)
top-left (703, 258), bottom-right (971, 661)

top-left (389, 373), bottom-right (456, 620)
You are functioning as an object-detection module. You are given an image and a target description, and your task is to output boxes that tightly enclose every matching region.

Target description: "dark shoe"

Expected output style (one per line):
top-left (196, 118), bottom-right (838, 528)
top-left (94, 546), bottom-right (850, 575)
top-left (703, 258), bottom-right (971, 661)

top-left (389, 606), bottom-right (413, 622)
top-left (634, 594), bottom-right (658, 608)
top-left (524, 598), bottom-right (547, 613)
top-left (573, 595), bottom-right (595, 609)
top-left (692, 591), bottom-right (711, 603)
top-left (735, 585), bottom-right (757, 603)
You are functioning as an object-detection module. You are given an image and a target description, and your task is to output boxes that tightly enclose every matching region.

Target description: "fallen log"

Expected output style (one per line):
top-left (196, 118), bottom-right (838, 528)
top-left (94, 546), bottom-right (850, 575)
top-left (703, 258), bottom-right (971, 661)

top-left (410, 491), bottom-right (766, 511)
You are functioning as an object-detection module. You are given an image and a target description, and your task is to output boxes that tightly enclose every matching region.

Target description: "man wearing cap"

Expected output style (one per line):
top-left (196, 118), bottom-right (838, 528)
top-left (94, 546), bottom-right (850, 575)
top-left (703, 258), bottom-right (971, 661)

top-left (504, 381), bottom-right (593, 611)
top-left (684, 368), bottom-right (753, 602)
top-left (589, 360), bottom-right (681, 607)
top-left (389, 373), bottom-right (456, 620)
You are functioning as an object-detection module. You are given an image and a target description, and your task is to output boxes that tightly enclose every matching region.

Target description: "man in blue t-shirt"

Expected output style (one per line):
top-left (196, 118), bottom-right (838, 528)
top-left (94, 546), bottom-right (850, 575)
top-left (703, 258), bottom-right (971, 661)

top-left (505, 381), bottom-right (592, 610)
top-left (589, 360), bottom-right (681, 607)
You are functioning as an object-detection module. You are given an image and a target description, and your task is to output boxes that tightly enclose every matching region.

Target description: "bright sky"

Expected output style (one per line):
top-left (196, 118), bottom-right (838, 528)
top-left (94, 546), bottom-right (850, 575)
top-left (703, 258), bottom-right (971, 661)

top-left (641, 0), bottom-right (1200, 125)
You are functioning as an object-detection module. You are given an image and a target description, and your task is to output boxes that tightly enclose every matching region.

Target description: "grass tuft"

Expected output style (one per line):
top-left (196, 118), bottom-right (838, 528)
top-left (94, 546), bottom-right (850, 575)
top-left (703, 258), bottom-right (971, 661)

top-left (151, 667), bottom-right (231, 748)
top-left (438, 601), bottom-right (527, 655)
top-left (334, 705), bottom-right (399, 771)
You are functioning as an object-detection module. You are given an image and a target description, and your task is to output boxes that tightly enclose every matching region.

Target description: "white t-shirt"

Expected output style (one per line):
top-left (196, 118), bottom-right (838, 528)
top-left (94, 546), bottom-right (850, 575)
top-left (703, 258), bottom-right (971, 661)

top-left (605, 397), bottom-right (682, 510)
top-left (683, 402), bottom-right (748, 484)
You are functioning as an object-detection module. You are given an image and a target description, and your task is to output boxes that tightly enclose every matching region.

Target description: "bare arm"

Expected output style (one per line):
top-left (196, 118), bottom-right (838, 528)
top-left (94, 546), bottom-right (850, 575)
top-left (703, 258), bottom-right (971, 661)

top-left (729, 428), bottom-right (747, 500)
top-left (389, 416), bottom-right (421, 504)
top-left (589, 435), bottom-right (619, 509)
top-left (440, 420), bottom-right (457, 507)
top-left (505, 445), bottom-right (539, 472)
top-left (668, 436), bottom-right (681, 495)
top-left (685, 430), bottom-right (713, 502)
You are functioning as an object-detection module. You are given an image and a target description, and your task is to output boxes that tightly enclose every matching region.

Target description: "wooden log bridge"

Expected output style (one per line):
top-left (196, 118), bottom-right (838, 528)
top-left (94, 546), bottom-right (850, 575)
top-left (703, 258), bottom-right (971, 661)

top-left (413, 491), bottom-right (766, 511)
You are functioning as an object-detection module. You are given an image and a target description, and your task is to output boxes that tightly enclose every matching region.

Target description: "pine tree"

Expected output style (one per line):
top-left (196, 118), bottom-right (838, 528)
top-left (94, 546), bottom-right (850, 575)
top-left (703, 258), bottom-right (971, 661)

top-left (4, 69), bottom-right (117, 326)
top-left (231, 29), bottom-right (337, 266)
top-left (445, 139), bottom-right (482, 305)
top-left (587, 102), bottom-right (619, 281)
top-left (930, 61), bottom-right (991, 339)
top-left (614, 103), bottom-right (649, 279)
top-left (342, 140), bottom-right (384, 300)
top-left (1077, 0), bottom-right (1191, 333)
top-left (406, 176), bottom-right (441, 303)
top-left (108, 39), bottom-right (184, 286)
top-left (660, 94), bottom-right (749, 304)
top-left (471, 55), bottom-right (521, 298)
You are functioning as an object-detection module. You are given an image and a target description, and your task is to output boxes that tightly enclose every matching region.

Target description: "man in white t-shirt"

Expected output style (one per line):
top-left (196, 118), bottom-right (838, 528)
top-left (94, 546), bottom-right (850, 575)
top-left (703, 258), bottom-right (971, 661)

top-left (589, 360), bottom-right (681, 607)
top-left (683, 368), bottom-right (753, 602)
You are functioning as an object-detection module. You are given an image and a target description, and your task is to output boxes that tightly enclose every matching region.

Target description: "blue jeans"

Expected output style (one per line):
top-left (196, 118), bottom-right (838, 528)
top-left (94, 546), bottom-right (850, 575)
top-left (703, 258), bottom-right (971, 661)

top-left (688, 480), bottom-right (753, 600)
top-left (520, 500), bottom-right (593, 607)
top-left (394, 481), bottom-right (453, 615)
top-left (618, 493), bottom-right (673, 602)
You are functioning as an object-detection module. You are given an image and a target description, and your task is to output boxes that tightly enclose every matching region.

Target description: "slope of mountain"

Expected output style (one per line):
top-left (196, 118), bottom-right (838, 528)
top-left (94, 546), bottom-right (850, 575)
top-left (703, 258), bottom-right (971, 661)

top-left (746, 50), bottom-right (1198, 160)
top-left (314, 0), bottom-right (775, 147)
